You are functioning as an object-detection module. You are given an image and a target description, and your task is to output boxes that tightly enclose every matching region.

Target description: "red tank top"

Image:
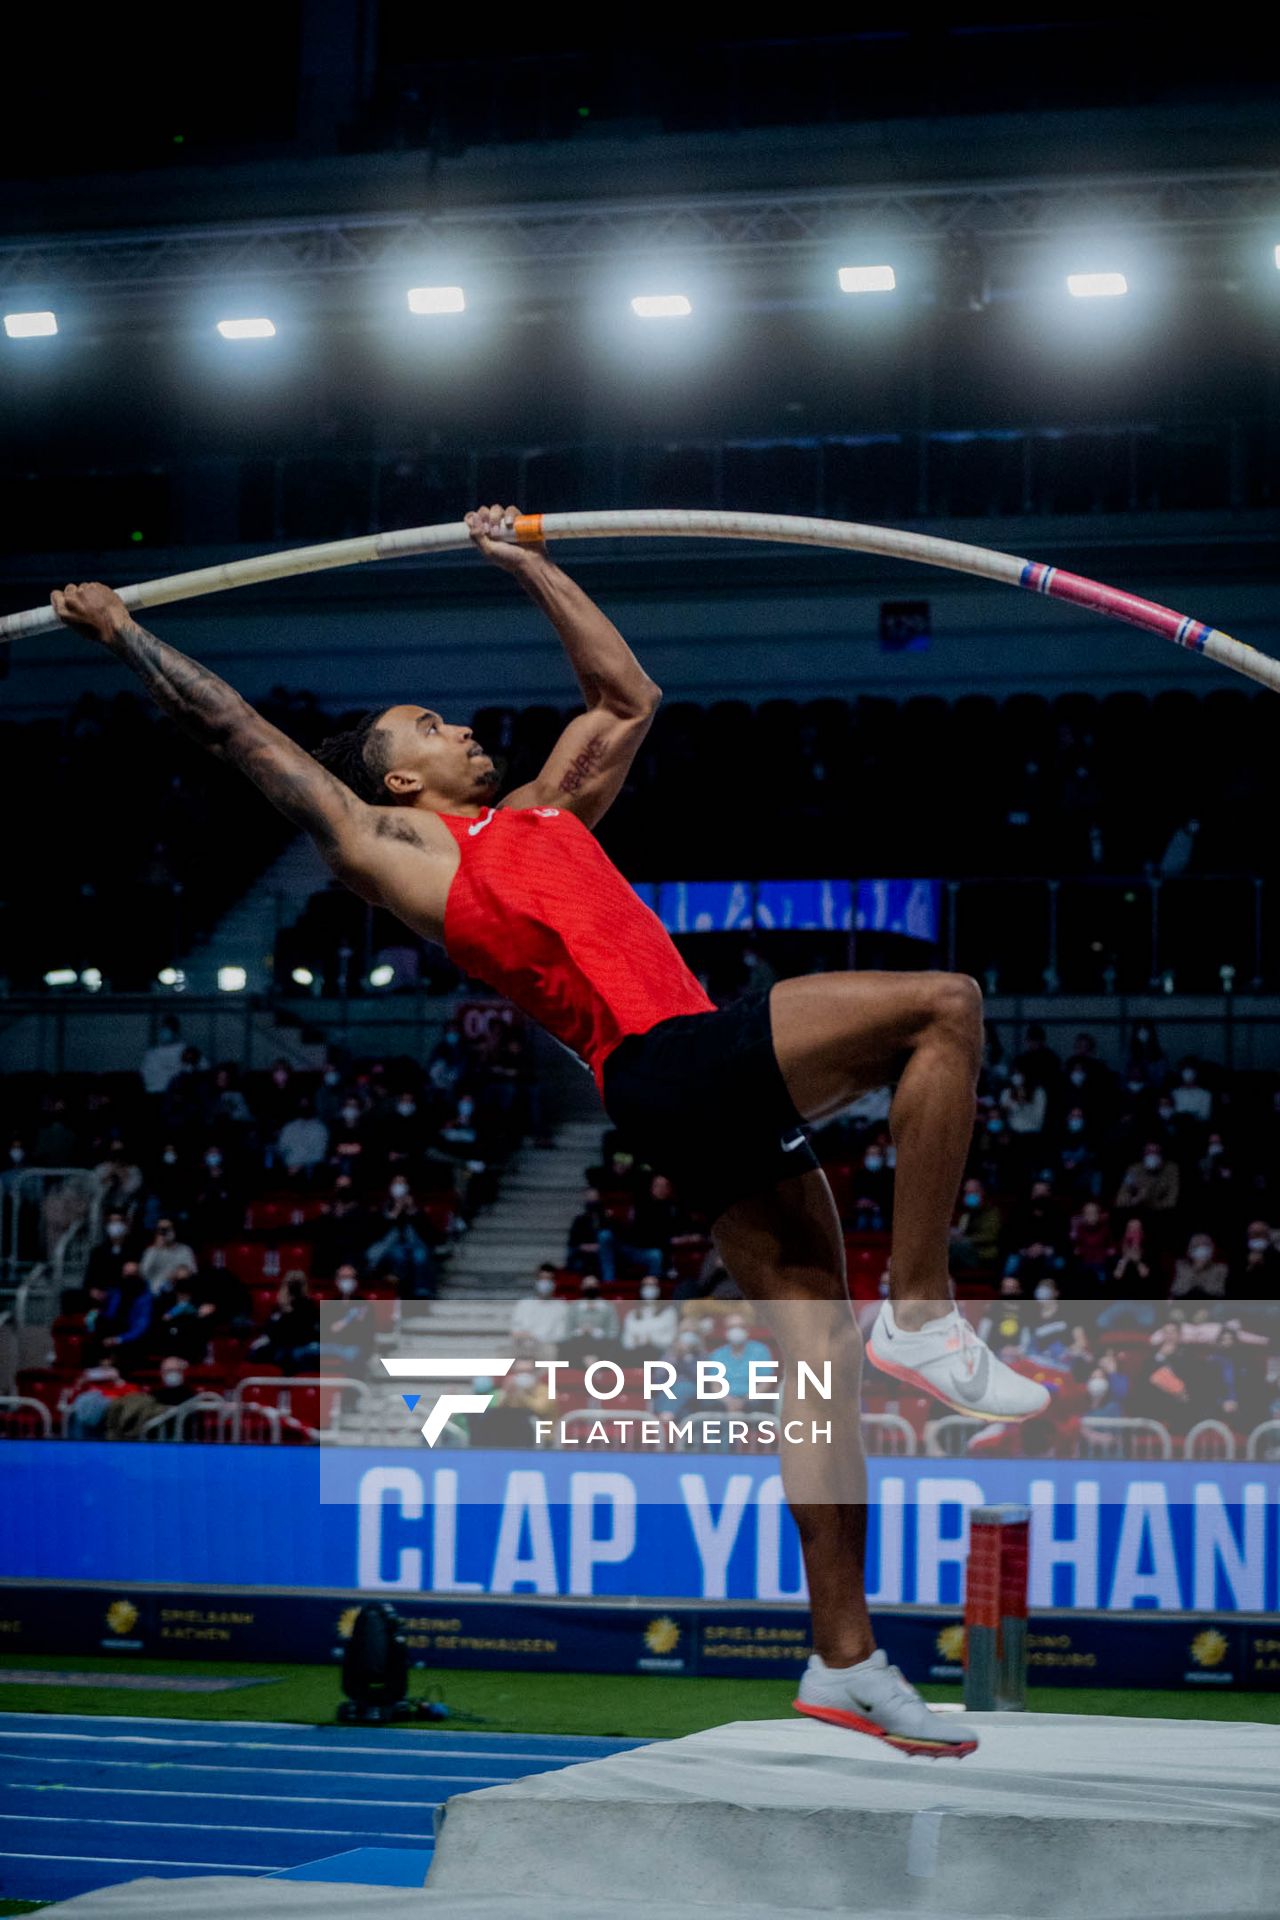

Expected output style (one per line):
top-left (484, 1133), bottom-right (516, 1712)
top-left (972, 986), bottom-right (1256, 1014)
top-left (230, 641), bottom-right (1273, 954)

top-left (439, 804), bottom-right (714, 1091)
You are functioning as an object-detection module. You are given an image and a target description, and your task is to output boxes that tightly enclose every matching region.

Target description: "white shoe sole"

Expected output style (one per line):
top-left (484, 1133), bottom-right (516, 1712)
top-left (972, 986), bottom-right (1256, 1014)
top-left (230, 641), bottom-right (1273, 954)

top-left (866, 1339), bottom-right (1050, 1424)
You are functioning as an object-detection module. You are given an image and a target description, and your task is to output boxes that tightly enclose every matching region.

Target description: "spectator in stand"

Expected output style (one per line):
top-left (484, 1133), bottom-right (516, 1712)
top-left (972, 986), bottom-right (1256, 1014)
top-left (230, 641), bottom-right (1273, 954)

top-left (1000, 1073), bottom-right (1048, 1172)
top-left (1138, 1330), bottom-right (1196, 1433)
top-left (1084, 1350), bottom-right (1130, 1417)
top-left (978, 1278), bottom-right (1025, 1354)
top-left (1004, 1178), bottom-right (1067, 1262)
top-left (259, 1059), bottom-right (301, 1134)
top-left (1126, 1021), bottom-right (1168, 1089)
top-left (196, 1261), bottom-right (252, 1338)
top-left (850, 1142), bottom-right (894, 1232)
top-left (1021, 1284), bottom-right (1071, 1365)
top-left (978, 1021), bottom-right (1009, 1100)
top-left (1064, 1032), bottom-right (1114, 1114)
top-left (329, 1095), bottom-right (371, 1174)
top-left (318, 1273), bottom-right (378, 1372)
top-left (364, 1178), bottom-right (439, 1299)
top-left (143, 1142), bottom-right (195, 1232)
top-left (209, 1064), bottom-right (255, 1133)
top-left (139, 1218), bottom-right (198, 1296)
top-left (376, 1086), bottom-right (429, 1171)
top-left (189, 1145), bottom-right (240, 1242)
top-left (141, 1017), bottom-right (190, 1096)
top-left (309, 1176), bottom-right (374, 1278)
top-left (32, 1097), bottom-right (78, 1166)
top-left (631, 1174), bottom-right (702, 1277)
top-left (275, 1097), bottom-right (330, 1183)
top-left (510, 1266), bottom-right (570, 1353)
top-left (162, 1047), bottom-right (214, 1141)
top-left (1239, 1220), bottom-right (1280, 1300)
top-left (470, 1368), bottom-right (547, 1448)
top-left (1004, 1241), bottom-right (1064, 1293)
top-left (315, 1059), bottom-right (350, 1127)
top-left (653, 1325), bottom-right (706, 1413)
top-left (86, 1210), bottom-right (140, 1292)
top-left (1192, 1132), bottom-right (1239, 1241)
top-left (622, 1281), bottom-right (679, 1360)
top-left (1171, 1232), bottom-right (1229, 1300)
top-left (971, 1103), bottom-right (1016, 1195)
top-left (1070, 1200), bottom-right (1115, 1286)
top-left (65, 1360), bottom-right (140, 1439)
top-left (426, 1023), bottom-right (467, 1106)
top-left (152, 1267), bottom-right (208, 1362)
top-left (250, 1274), bottom-right (321, 1373)
top-left (708, 1315), bottom-right (773, 1410)
top-left (1116, 1141), bottom-right (1180, 1230)
top-left (1113, 1213), bottom-right (1159, 1305)
top-left (566, 1188), bottom-right (612, 1276)
top-left (93, 1139), bottom-right (144, 1222)
top-left (1172, 1059), bottom-right (1213, 1127)
top-left (1013, 1024), bottom-right (1062, 1096)
top-left (949, 1178), bottom-right (1004, 1277)
top-left (585, 1147), bottom-right (647, 1205)
top-left (92, 1264), bottom-right (155, 1373)
top-left (560, 1277), bottom-right (622, 1364)
top-left (1057, 1107), bottom-right (1103, 1201)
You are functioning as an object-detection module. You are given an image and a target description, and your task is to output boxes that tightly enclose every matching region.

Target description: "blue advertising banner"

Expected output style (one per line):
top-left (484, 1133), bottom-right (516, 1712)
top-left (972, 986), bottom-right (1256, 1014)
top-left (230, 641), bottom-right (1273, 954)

top-left (3, 1445), bottom-right (1278, 1616)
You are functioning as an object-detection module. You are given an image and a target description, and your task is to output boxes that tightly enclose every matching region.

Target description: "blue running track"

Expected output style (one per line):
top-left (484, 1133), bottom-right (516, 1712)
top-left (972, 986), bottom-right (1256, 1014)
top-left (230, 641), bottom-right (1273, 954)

top-left (0, 1712), bottom-right (647, 1906)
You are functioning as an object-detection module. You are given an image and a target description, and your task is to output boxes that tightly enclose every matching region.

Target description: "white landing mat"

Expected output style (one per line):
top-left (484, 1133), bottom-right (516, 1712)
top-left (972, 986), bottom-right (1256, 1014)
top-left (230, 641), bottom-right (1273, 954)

top-left (426, 1711), bottom-right (1280, 1918)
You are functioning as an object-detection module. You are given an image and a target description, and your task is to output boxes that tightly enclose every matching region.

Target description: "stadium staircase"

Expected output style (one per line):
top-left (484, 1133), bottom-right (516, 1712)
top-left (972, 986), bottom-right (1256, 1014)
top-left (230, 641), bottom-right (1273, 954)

top-left (176, 833), bottom-right (326, 996)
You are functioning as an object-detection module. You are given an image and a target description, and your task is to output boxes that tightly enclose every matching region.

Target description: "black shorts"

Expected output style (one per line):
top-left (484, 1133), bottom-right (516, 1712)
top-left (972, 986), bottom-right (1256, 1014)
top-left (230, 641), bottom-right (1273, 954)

top-left (600, 989), bottom-right (820, 1226)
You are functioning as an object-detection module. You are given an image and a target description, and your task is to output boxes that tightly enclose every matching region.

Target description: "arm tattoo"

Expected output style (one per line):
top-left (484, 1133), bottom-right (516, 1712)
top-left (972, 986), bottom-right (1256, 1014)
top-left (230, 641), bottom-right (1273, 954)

top-left (108, 618), bottom-right (355, 848)
top-left (558, 734), bottom-right (607, 796)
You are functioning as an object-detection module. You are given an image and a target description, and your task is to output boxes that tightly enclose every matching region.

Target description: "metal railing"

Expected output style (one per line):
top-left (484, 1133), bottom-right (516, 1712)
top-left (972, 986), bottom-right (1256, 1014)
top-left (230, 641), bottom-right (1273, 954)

top-left (1183, 1419), bottom-right (1238, 1461)
top-left (1079, 1416), bottom-right (1175, 1461)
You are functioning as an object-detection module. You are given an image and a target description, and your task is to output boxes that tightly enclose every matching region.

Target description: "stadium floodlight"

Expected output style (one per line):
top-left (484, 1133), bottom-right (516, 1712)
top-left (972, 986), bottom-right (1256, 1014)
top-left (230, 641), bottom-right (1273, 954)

top-left (4, 311), bottom-right (57, 338)
top-left (217, 965), bottom-right (248, 992)
top-left (290, 966), bottom-right (315, 987)
top-left (837, 265), bottom-right (896, 294)
top-left (80, 968), bottom-right (103, 991)
top-left (156, 966), bottom-right (185, 987)
top-left (1066, 272), bottom-right (1128, 298)
top-left (368, 964), bottom-right (396, 988)
top-left (630, 294), bottom-right (692, 318)
top-left (216, 317), bottom-right (276, 340)
top-left (407, 286), bottom-right (465, 315)
top-left (43, 968), bottom-right (77, 987)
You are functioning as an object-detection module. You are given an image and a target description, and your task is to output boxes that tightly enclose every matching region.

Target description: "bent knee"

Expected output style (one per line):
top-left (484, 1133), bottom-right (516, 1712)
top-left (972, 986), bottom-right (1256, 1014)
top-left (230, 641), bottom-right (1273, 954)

top-left (929, 971), bottom-right (983, 1031)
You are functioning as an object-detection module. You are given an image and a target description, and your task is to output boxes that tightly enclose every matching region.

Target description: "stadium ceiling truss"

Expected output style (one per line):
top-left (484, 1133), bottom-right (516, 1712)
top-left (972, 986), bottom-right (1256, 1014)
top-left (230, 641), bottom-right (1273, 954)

top-left (1, 170), bottom-right (1277, 297)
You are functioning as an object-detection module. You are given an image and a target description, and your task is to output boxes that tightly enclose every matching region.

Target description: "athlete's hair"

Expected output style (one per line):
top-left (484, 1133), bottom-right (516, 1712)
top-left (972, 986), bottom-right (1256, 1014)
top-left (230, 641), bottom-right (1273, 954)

top-left (312, 711), bottom-right (400, 806)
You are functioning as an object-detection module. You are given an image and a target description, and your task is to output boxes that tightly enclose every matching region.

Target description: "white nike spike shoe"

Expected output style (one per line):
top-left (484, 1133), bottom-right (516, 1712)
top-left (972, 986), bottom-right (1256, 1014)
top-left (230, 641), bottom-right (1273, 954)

top-left (866, 1300), bottom-right (1051, 1422)
top-left (794, 1650), bottom-right (978, 1758)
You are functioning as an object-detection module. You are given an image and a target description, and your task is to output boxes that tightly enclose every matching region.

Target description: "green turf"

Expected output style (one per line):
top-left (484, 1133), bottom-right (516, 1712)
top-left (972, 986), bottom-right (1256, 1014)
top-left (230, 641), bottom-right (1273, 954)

top-left (0, 1903), bottom-right (49, 1914)
top-left (0, 1654), bottom-right (1275, 1736)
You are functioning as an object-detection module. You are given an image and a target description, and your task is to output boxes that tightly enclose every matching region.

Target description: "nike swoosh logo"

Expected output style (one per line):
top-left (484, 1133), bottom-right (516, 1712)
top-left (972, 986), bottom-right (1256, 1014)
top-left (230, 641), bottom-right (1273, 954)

top-left (945, 1349), bottom-right (991, 1407)
top-left (781, 1131), bottom-right (808, 1152)
top-left (468, 808), bottom-right (496, 837)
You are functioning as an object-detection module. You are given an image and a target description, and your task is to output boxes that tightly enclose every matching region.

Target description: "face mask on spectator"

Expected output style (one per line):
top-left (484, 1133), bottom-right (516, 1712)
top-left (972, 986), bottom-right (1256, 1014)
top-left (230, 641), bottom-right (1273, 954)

top-left (678, 1332), bottom-right (700, 1352)
top-left (163, 1148), bottom-right (178, 1165)
top-left (1181, 1068), bottom-right (1196, 1085)
top-left (640, 1282), bottom-right (660, 1301)
top-left (106, 1220), bottom-right (127, 1241)
top-left (1206, 1140), bottom-right (1224, 1158)
top-left (1136, 1027), bottom-right (1151, 1044)
top-left (160, 1366), bottom-right (186, 1389)
top-left (336, 1275), bottom-right (359, 1297)
top-left (726, 1326), bottom-right (748, 1346)
top-left (1189, 1242), bottom-right (1212, 1266)
top-left (457, 1098), bottom-right (475, 1121)
top-left (512, 1372), bottom-right (535, 1393)
top-left (390, 1180), bottom-right (410, 1201)
top-left (324, 1069), bottom-right (341, 1086)
top-left (342, 1105), bottom-right (360, 1126)
top-left (9, 1147), bottom-right (24, 1165)
top-left (1143, 1153), bottom-right (1162, 1172)
top-left (1067, 1116), bottom-right (1085, 1134)
top-left (1087, 1373), bottom-right (1108, 1401)
top-left (205, 1149), bottom-right (222, 1170)
top-left (1011, 1073), bottom-right (1025, 1090)
top-left (1126, 1078), bottom-right (1145, 1095)
top-left (987, 1117), bottom-right (1004, 1135)
top-left (884, 1146), bottom-right (897, 1167)
top-left (864, 1154), bottom-right (884, 1173)
top-left (1157, 1104), bottom-right (1174, 1123)
top-left (1034, 1283), bottom-right (1056, 1301)
top-left (397, 1099), bottom-right (416, 1117)
top-left (272, 1068), bottom-right (289, 1087)
top-left (1248, 1236), bottom-right (1270, 1254)
top-left (534, 1277), bottom-right (555, 1297)
top-left (1069, 1069), bottom-right (1086, 1087)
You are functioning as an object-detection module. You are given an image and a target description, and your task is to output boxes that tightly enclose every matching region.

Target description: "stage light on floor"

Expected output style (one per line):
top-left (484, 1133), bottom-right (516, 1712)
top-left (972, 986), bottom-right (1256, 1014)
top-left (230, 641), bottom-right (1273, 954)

top-left (43, 968), bottom-right (77, 987)
top-left (79, 968), bottom-right (103, 992)
top-left (407, 286), bottom-right (465, 314)
top-left (837, 265), bottom-right (896, 294)
top-left (630, 294), bottom-right (692, 318)
top-left (156, 966), bottom-right (186, 989)
top-left (4, 310), bottom-right (58, 338)
top-left (1067, 272), bottom-right (1128, 298)
top-left (290, 966), bottom-right (315, 987)
top-left (217, 965), bottom-right (248, 991)
top-left (338, 1601), bottom-right (448, 1724)
top-left (216, 317), bottom-right (276, 339)
top-left (368, 963), bottom-right (395, 988)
